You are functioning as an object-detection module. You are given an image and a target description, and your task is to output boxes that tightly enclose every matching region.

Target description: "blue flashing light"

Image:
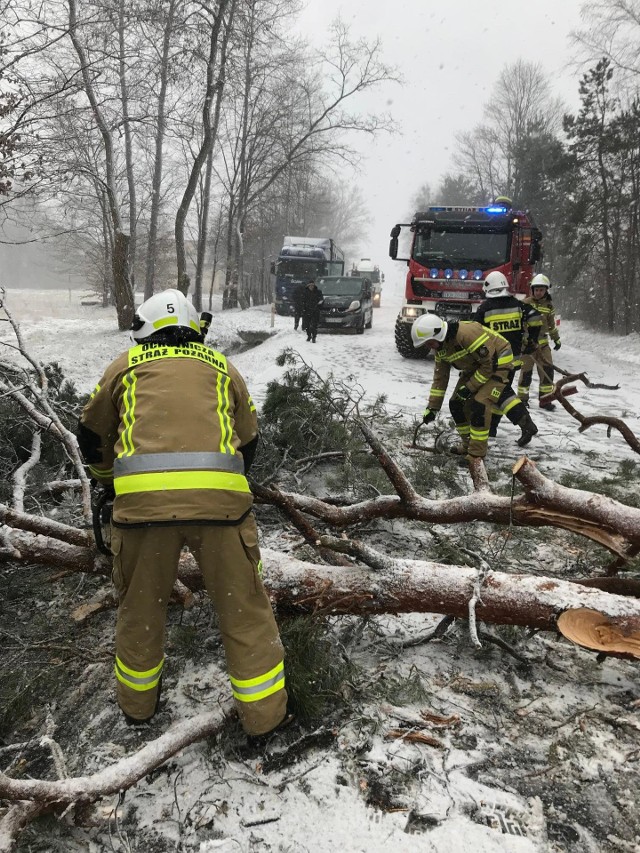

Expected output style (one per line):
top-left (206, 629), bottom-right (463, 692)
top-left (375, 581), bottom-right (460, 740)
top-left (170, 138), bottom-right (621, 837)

top-left (459, 269), bottom-right (468, 280)
top-left (444, 268), bottom-right (453, 279)
top-left (429, 206), bottom-right (446, 212)
top-left (473, 269), bottom-right (483, 281)
top-left (430, 268), bottom-right (439, 279)
top-left (485, 205), bottom-right (507, 214)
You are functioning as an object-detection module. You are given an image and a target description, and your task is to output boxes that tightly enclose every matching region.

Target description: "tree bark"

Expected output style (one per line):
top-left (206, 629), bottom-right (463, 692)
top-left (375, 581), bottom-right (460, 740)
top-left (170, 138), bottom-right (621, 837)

top-left (175, 0), bottom-right (234, 294)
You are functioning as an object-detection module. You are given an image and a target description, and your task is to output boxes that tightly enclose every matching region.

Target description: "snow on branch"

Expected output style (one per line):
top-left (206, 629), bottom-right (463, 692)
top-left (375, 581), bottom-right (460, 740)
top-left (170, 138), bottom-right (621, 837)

top-left (541, 372), bottom-right (640, 454)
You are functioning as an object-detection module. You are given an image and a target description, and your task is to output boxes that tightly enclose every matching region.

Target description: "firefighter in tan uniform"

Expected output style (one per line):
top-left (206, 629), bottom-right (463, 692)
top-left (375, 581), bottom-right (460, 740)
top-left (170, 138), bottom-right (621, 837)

top-left (77, 289), bottom-right (287, 737)
top-left (517, 274), bottom-right (561, 410)
top-left (411, 314), bottom-right (538, 460)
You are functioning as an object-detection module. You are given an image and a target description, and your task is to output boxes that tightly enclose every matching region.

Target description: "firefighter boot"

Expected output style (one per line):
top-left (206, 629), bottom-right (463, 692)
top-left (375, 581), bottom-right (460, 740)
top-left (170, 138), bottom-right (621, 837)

top-left (245, 710), bottom-right (296, 755)
top-left (516, 414), bottom-right (539, 447)
top-left (123, 677), bottom-right (162, 727)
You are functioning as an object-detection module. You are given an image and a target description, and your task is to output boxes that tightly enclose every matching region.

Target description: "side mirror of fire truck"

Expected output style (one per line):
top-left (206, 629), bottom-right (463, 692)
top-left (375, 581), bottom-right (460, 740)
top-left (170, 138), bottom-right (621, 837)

top-left (529, 231), bottom-right (543, 264)
top-left (389, 224), bottom-right (401, 259)
top-left (269, 261), bottom-right (276, 275)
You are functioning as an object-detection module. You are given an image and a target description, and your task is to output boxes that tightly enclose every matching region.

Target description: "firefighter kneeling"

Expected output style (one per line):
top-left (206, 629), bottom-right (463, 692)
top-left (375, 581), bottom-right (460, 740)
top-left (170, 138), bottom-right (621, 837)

top-left (411, 314), bottom-right (538, 461)
top-left (77, 289), bottom-right (288, 738)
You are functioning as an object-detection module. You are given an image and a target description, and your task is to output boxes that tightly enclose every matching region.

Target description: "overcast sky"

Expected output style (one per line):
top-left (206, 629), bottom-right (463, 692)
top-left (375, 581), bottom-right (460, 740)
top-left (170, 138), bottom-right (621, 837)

top-left (295, 0), bottom-right (587, 264)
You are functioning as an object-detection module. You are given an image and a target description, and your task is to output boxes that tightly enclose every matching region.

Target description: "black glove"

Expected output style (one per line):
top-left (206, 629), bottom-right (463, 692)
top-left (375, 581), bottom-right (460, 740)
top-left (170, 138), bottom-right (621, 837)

top-left (422, 408), bottom-right (436, 425)
top-left (454, 385), bottom-right (472, 402)
top-left (553, 341), bottom-right (561, 351)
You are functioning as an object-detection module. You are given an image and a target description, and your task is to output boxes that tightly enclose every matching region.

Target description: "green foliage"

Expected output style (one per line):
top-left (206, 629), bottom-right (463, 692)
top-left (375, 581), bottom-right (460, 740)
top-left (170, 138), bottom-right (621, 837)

top-left (262, 351), bottom-right (358, 457)
top-left (558, 465), bottom-right (640, 508)
top-left (368, 665), bottom-right (431, 705)
top-left (280, 616), bottom-right (356, 723)
top-left (255, 350), bottom-right (390, 498)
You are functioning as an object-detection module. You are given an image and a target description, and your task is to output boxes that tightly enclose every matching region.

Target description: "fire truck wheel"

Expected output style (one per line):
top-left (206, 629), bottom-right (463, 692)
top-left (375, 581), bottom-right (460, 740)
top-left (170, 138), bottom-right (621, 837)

top-left (395, 320), bottom-right (428, 358)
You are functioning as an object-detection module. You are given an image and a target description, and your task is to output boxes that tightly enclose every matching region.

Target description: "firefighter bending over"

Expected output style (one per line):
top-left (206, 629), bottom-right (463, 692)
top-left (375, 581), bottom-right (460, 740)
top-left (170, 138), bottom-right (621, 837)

top-left (412, 314), bottom-right (538, 460)
top-left (517, 274), bottom-right (561, 410)
top-left (77, 289), bottom-right (288, 737)
top-left (475, 270), bottom-right (540, 439)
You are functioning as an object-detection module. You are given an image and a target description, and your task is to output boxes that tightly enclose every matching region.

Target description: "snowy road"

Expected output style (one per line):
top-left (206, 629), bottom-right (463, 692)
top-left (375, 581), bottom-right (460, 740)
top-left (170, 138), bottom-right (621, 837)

top-left (4, 282), bottom-right (640, 474)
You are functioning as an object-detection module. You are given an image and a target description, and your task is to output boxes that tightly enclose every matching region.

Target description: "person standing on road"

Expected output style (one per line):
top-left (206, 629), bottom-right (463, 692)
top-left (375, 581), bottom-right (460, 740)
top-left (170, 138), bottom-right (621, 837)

top-left (301, 279), bottom-right (324, 343)
top-left (517, 274), bottom-right (561, 411)
top-left (292, 282), bottom-right (307, 332)
top-left (76, 289), bottom-right (288, 739)
top-left (475, 271), bottom-right (540, 438)
top-left (411, 314), bottom-right (538, 461)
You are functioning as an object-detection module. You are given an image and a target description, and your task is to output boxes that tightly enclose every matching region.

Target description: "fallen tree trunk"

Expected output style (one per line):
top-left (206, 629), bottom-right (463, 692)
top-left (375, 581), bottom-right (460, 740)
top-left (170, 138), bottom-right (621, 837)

top-left (250, 549), bottom-right (640, 636)
top-left (5, 530), bottom-right (640, 634)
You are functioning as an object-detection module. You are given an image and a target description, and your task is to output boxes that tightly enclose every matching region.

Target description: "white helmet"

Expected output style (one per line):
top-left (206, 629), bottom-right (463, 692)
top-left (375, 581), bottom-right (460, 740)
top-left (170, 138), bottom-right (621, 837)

top-left (530, 273), bottom-right (551, 291)
top-left (131, 289), bottom-right (201, 342)
top-left (411, 314), bottom-right (448, 347)
top-left (483, 271), bottom-right (509, 298)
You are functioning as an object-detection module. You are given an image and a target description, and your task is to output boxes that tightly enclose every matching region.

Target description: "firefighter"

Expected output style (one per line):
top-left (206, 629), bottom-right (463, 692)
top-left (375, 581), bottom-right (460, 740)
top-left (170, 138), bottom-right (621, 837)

top-left (517, 273), bottom-right (561, 410)
top-left (475, 271), bottom-right (540, 439)
top-left (301, 279), bottom-right (324, 343)
top-left (411, 313), bottom-right (538, 460)
top-left (76, 289), bottom-right (288, 737)
top-left (292, 281), bottom-right (307, 331)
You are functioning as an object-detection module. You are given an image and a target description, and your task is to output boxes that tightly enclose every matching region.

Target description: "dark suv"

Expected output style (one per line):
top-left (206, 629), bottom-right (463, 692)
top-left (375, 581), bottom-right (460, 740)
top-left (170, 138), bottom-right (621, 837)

top-left (316, 276), bottom-right (373, 334)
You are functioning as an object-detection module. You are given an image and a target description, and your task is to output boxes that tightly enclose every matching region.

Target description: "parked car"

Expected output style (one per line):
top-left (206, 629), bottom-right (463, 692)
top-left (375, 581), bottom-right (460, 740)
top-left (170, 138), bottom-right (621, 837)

top-left (316, 276), bottom-right (373, 334)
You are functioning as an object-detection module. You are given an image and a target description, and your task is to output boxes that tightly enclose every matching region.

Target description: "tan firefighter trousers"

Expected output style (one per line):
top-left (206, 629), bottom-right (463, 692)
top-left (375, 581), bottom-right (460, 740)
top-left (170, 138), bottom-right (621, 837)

top-left (110, 513), bottom-right (287, 735)
top-left (517, 343), bottom-right (554, 402)
top-left (449, 374), bottom-right (508, 459)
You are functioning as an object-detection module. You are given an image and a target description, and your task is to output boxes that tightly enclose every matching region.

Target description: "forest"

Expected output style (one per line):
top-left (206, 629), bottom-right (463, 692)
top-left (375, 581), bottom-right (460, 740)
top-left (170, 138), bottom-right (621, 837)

top-left (1, 1), bottom-right (640, 850)
top-left (1, 0), bottom-right (640, 332)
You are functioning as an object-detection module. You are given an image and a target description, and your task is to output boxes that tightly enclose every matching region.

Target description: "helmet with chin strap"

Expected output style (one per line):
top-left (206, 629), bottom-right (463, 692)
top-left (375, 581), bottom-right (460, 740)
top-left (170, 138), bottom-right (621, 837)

top-left (411, 313), bottom-right (448, 347)
top-left (530, 273), bottom-right (551, 292)
top-left (483, 271), bottom-right (509, 298)
top-left (131, 289), bottom-right (201, 342)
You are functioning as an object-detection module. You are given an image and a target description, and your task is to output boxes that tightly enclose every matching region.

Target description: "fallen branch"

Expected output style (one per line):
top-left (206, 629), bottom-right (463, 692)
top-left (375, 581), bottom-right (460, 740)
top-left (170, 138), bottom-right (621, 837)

top-left (541, 373), bottom-right (640, 454)
top-left (384, 729), bottom-right (445, 748)
top-left (0, 700), bottom-right (234, 807)
top-left (254, 456), bottom-right (640, 559)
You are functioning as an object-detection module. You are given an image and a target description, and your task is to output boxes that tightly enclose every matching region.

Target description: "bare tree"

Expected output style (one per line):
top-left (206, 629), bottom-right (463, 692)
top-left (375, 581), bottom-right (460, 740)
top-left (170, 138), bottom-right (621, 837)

top-left (174, 0), bottom-right (236, 295)
top-left (455, 60), bottom-right (563, 201)
top-left (217, 17), bottom-right (397, 308)
top-left (573, 0), bottom-right (640, 87)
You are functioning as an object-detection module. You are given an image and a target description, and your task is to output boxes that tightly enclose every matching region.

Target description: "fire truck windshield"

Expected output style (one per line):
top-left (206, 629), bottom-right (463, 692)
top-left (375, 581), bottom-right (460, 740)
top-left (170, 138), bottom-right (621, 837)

top-left (413, 229), bottom-right (510, 270)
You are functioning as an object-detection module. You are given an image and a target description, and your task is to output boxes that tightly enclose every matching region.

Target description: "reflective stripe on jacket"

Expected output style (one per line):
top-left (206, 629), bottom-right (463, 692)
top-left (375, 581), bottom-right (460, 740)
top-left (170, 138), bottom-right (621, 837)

top-left (428, 321), bottom-right (513, 410)
top-left (79, 341), bottom-right (258, 525)
top-left (475, 295), bottom-right (540, 358)
top-left (523, 295), bottom-right (559, 345)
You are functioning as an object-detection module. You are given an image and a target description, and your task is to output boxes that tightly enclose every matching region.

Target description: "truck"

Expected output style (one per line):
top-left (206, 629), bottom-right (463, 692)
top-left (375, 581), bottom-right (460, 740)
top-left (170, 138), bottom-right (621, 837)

top-left (350, 258), bottom-right (384, 306)
top-left (388, 202), bottom-right (543, 358)
top-left (272, 236), bottom-right (345, 316)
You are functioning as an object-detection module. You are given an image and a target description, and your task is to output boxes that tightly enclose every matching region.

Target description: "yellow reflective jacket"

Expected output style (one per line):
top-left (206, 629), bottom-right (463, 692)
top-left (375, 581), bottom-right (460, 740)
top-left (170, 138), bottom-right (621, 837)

top-left (428, 321), bottom-right (513, 411)
top-left (523, 294), bottom-right (559, 346)
top-left (79, 341), bottom-right (257, 525)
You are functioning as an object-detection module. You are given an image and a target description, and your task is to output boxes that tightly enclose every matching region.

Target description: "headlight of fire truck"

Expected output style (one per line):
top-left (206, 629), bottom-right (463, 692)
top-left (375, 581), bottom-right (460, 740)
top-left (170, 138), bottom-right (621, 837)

top-left (347, 300), bottom-right (361, 312)
top-left (401, 305), bottom-right (426, 320)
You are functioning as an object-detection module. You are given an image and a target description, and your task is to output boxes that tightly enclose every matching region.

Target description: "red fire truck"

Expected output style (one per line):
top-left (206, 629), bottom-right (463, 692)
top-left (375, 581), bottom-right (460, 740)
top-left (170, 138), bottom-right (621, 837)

top-left (389, 202), bottom-right (543, 357)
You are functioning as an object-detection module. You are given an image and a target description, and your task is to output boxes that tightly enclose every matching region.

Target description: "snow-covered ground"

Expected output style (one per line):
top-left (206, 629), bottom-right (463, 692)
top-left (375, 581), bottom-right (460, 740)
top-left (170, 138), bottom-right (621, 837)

top-left (1, 281), bottom-right (640, 853)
